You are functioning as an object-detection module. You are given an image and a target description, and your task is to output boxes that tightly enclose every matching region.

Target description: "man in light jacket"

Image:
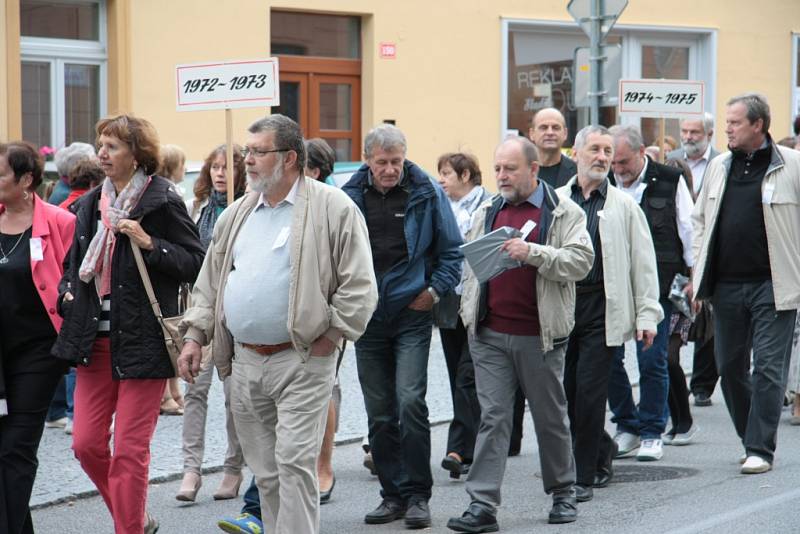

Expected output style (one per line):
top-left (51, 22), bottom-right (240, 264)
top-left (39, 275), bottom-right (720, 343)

top-left (177, 114), bottom-right (378, 533)
top-left (693, 93), bottom-right (800, 475)
top-left (447, 136), bottom-right (593, 533)
top-left (557, 125), bottom-right (662, 502)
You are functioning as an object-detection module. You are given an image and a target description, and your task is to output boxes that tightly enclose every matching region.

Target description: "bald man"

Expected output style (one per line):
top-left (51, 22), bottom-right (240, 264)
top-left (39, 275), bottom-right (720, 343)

top-left (529, 108), bottom-right (577, 189)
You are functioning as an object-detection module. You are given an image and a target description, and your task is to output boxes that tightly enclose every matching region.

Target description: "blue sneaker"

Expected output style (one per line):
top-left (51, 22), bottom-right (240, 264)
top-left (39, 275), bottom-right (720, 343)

top-left (217, 513), bottom-right (263, 534)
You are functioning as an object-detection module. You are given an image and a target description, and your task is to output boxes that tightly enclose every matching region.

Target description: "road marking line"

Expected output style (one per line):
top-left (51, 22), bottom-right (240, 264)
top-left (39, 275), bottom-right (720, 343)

top-left (663, 486), bottom-right (800, 534)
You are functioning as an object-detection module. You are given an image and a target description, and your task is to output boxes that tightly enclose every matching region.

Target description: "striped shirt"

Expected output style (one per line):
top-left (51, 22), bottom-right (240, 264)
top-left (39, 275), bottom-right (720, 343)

top-left (570, 179), bottom-right (607, 286)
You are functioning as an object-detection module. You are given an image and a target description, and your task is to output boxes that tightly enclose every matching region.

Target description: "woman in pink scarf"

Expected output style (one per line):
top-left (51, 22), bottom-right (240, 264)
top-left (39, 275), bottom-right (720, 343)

top-left (52, 115), bottom-right (204, 534)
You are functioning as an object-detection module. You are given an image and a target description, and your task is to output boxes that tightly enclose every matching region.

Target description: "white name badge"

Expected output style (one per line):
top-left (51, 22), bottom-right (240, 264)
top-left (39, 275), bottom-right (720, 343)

top-left (272, 226), bottom-right (291, 250)
top-left (30, 237), bottom-right (43, 261)
top-left (762, 183), bottom-right (775, 204)
top-left (520, 219), bottom-right (537, 240)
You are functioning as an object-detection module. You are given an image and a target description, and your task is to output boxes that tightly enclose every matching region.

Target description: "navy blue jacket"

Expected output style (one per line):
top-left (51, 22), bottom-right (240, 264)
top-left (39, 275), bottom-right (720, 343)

top-left (342, 160), bottom-right (463, 320)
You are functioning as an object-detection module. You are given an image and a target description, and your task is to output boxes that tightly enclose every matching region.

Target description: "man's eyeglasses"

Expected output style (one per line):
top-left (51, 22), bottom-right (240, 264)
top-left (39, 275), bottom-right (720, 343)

top-left (240, 147), bottom-right (290, 158)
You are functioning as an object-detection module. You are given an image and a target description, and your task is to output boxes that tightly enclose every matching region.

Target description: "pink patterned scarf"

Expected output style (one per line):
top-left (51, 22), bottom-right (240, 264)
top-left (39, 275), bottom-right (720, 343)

top-left (79, 170), bottom-right (151, 296)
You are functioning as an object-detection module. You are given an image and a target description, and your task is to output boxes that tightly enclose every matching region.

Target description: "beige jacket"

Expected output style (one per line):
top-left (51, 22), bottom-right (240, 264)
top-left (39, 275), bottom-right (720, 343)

top-left (558, 178), bottom-right (663, 346)
top-left (692, 143), bottom-right (800, 310)
top-left (181, 176), bottom-right (378, 378)
top-left (459, 184), bottom-right (594, 352)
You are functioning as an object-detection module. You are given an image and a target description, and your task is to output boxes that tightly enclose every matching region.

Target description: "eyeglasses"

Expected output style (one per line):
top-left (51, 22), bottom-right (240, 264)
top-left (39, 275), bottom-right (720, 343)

top-left (240, 146), bottom-right (290, 158)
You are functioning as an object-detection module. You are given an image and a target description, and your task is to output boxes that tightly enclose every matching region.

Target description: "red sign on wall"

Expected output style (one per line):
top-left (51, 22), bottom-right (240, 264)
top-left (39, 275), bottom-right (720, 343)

top-left (380, 42), bottom-right (397, 59)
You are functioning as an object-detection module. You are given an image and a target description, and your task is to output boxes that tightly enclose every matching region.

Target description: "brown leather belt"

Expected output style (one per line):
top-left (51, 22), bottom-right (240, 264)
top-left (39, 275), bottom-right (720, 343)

top-left (240, 341), bottom-right (293, 356)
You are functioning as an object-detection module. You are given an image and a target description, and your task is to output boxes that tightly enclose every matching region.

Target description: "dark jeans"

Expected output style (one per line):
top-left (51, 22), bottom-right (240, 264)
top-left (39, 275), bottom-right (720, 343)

top-left (564, 288), bottom-right (616, 485)
top-left (609, 299), bottom-right (672, 439)
top-left (1, 338), bottom-right (64, 534)
top-left (241, 476), bottom-right (260, 518)
top-left (667, 334), bottom-right (693, 434)
top-left (439, 318), bottom-right (480, 462)
top-left (356, 308), bottom-right (433, 502)
top-left (46, 376), bottom-right (68, 422)
top-left (712, 281), bottom-right (796, 463)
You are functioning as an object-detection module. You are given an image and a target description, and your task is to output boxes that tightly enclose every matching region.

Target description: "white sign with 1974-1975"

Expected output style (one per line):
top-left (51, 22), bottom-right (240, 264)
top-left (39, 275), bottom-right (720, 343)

top-left (618, 79), bottom-right (704, 118)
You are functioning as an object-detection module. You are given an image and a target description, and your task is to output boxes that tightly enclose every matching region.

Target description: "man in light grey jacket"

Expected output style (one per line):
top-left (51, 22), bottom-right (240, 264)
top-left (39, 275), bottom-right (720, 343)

top-left (693, 93), bottom-right (800, 475)
top-left (177, 114), bottom-right (378, 533)
top-left (558, 125), bottom-right (662, 503)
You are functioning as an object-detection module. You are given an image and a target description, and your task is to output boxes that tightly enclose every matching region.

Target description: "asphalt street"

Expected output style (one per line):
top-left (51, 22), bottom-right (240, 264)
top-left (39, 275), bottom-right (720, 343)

top-left (31, 336), bottom-right (800, 533)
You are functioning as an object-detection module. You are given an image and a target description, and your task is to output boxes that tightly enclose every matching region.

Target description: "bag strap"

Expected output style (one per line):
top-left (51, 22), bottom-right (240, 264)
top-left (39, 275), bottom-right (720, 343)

top-left (129, 238), bottom-right (166, 320)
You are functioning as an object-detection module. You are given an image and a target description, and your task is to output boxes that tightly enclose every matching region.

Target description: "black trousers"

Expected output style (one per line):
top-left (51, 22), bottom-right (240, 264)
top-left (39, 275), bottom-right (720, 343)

top-left (690, 333), bottom-right (718, 396)
top-left (667, 334), bottom-right (693, 434)
top-left (0, 337), bottom-right (64, 534)
top-left (564, 289), bottom-right (616, 486)
top-left (439, 318), bottom-right (481, 462)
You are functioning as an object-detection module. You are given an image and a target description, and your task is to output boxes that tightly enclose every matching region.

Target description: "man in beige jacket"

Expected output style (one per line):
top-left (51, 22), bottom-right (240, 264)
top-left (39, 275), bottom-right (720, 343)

top-left (557, 125), bottom-right (662, 502)
top-left (693, 93), bottom-right (800, 475)
top-left (448, 136), bottom-right (593, 532)
top-left (177, 114), bottom-right (378, 533)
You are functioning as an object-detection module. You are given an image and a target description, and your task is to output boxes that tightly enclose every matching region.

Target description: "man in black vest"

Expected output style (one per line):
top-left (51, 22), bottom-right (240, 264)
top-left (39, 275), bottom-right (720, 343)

top-left (529, 108), bottom-right (577, 189)
top-left (607, 125), bottom-right (695, 462)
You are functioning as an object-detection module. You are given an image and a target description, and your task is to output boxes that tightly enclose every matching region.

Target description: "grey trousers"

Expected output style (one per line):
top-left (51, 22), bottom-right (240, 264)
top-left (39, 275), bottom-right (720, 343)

top-left (713, 281), bottom-right (797, 463)
top-left (466, 327), bottom-right (575, 514)
top-left (182, 345), bottom-right (244, 475)
top-left (231, 343), bottom-right (335, 534)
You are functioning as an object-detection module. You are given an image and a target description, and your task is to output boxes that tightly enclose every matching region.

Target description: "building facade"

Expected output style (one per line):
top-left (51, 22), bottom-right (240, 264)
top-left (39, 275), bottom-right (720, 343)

top-left (2, 0), bottom-right (800, 174)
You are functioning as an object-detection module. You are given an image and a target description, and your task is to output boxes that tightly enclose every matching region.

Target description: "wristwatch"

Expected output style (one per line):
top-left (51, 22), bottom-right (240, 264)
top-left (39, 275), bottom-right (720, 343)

top-left (427, 286), bottom-right (440, 304)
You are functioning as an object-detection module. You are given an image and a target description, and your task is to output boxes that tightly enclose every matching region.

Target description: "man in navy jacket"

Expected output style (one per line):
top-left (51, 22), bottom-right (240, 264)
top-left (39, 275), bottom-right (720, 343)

top-left (343, 124), bottom-right (463, 529)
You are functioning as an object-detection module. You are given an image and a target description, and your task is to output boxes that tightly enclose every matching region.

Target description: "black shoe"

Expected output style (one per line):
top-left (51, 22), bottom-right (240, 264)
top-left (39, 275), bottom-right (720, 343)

top-left (364, 499), bottom-right (406, 524)
top-left (548, 491), bottom-right (578, 524)
top-left (446, 504), bottom-right (499, 533)
top-left (594, 438), bottom-right (617, 488)
top-left (575, 484), bottom-right (593, 502)
top-left (694, 392), bottom-right (713, 407)
top-left (442, 455), bottom-right (470, 479)
top-left (404, 498), bottom-right (431, 529)
top-left (319, 475), bottom-right (335, 505)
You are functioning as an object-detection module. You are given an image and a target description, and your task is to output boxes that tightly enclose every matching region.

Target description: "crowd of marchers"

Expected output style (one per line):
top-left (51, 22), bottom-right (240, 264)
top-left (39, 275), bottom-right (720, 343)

top-left (2, 91), bottom-right (800, 534)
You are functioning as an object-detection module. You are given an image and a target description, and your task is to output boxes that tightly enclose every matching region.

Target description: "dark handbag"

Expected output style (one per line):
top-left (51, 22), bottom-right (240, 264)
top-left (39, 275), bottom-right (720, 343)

top-left (130, 240), bottom-right (182, 373)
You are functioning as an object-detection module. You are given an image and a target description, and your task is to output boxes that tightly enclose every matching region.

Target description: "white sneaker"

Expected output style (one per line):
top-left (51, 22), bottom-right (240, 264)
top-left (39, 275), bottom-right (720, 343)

top-left (614, 432), bottom-right (641, 458)
top-left (662, 432), bottom-right (674, 445)
top-left (671, 425), bottom-right (699, 446)
top-left (45, 417), bottom-right (68, 429)
top-left (636, 439), bottom-right (663, 461)
top-left (741, 456), bottom-right (771, 474)
top-left (738, 453), bottom-right (747, 464)
top-left (64, 418), bottom-right (73, 435)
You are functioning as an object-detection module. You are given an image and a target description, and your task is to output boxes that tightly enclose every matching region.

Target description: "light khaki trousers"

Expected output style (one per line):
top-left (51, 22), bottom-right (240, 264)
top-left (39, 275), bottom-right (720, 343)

top-left (231, 343), bottom-right (335, 534)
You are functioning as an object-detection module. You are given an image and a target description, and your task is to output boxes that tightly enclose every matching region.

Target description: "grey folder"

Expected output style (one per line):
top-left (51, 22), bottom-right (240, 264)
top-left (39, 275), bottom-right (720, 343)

top-left (460, 226), bottom-right (523, 283)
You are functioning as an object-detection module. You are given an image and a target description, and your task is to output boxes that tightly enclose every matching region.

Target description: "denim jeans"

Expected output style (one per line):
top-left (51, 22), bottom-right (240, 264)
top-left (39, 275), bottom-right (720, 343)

top-left (608, 299), bottom-right (672, 439)
top-left (241, 476), bottom-right (260, 518)
top-left (65, 368), bottom-right (76, 420)
top-left (46, 375), bottom-right (68, 422)
top-left (356, 307), bottom-right (433, 502)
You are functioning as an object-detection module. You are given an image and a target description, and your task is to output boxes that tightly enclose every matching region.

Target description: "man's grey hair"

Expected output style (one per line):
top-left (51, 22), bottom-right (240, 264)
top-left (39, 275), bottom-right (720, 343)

top-left (248, 114), bottom-right (306, 172)
top-left (363, 124), bottom-right (407, 159)
top-left (609, 124), bottom-right (644, 152)
top-left (499, 136), bottom-right (539, 166)
top-left (727, 93), bottom-right (771, 133)
top-left (680, 112), bottom-right (715, 134)
top-left (54, 142), bottom-right (95, 177)
top-left (574, 125), bottom-right (612, 150)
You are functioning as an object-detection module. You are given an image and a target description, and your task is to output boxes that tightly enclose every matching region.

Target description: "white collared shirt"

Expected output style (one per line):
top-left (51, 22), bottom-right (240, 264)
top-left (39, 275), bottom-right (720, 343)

top-left (617, 158), bottom-right (695, 267)
top-left (684, 144), bottom-right (712, 195)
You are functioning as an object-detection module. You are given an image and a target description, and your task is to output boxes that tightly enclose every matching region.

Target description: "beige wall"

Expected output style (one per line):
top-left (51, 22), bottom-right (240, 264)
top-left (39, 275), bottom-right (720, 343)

top-left (2, 0), bottom-right (21, 141)
top-left (3, 1), bottom-right (800, 175)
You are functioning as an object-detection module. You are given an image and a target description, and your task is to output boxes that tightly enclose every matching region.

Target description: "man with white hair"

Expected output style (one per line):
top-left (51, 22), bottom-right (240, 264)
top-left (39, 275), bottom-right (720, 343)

top-left (49, 142), bottom-right (96, 206)
top-left (558, 125), bottom-right (661, 502)
top-left (342, 124), bottom-right (463, 529)
top-left (667, 113), bottom-right (719, 195)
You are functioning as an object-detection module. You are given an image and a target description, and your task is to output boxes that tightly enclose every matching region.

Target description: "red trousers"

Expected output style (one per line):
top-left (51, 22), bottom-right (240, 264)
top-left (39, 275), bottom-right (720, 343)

top-left (72, 339), bottom-right (165, 533)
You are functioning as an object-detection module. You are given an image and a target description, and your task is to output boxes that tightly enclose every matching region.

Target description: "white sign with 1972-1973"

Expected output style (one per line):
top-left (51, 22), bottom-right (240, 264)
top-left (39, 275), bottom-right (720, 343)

top-left (176, 58), bottom-right (280, 112)
top-left (618, 79), bottom-right (704, 118)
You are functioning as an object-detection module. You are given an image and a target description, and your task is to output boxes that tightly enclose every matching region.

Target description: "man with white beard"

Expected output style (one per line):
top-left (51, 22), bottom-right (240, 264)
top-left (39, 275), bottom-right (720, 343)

top-left (667, 113), bottom-right (719, 195)
top-left (178, 114), bottom-right (378, 533)
top-left (557, 125), bottom-right (662, 502)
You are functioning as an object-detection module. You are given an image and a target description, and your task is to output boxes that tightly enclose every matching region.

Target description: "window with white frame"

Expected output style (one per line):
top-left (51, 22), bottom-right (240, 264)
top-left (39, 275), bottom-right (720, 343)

top-left (20, 0), bottom-right (107, 150)
top-left (502, 20), bottom-right (715, 148)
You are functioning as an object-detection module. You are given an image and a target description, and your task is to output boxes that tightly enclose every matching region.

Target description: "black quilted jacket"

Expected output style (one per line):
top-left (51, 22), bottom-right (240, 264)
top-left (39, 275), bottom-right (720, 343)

top-left (52, 177), bottom-right (204, 379)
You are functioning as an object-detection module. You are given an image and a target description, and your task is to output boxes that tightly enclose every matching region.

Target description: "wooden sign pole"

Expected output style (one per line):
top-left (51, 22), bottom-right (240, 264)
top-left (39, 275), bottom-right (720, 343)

top-left (658, 116), bottom-right (666, 163)
top-left (225, 108), bottom-right (234, 205)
